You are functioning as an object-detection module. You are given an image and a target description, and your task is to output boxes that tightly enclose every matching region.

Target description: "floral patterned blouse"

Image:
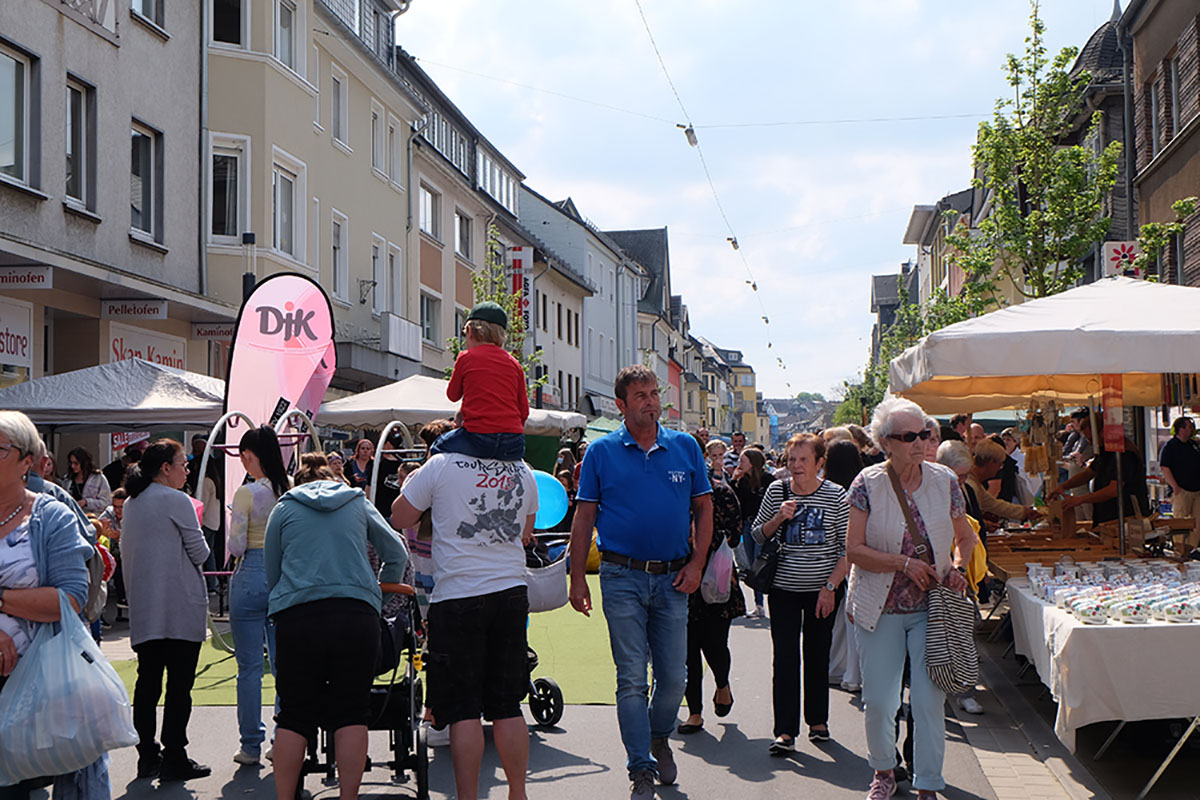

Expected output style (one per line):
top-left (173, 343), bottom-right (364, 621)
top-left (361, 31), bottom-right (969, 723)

top-left (689, 474), bottom-right (747, 621)
top-left (847, 471), bottom-right (965, 614)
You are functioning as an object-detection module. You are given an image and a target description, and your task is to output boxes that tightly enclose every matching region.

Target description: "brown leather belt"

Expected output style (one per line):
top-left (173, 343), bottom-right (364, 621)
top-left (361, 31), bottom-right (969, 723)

top-left (601, 551), bottom-right (688, 574)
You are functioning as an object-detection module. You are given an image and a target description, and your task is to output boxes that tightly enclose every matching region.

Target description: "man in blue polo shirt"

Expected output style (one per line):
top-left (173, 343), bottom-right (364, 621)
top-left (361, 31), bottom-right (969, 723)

top-left (570, 364), bottom-right (713, 800)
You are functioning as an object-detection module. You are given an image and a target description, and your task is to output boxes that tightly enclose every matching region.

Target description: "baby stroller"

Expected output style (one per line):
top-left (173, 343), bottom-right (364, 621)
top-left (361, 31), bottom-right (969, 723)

top-left (525, 533), bottom-right (568, 728)
top-left (298, 583), bottom-right (428, 800)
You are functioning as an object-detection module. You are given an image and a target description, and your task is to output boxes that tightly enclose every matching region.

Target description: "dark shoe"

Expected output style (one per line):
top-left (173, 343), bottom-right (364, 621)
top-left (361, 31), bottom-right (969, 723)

top-left (893, 765), bottom-right (910, 784)
top-left (630, 769), bottom-right (656, 800)
top-left (158, 758), bottom-right (212, 782)
top-left (649, 737), bottom-right (676, 785)
top-left (768, 735), bottom-right (795, 756)
top-left (713, 690), bottom-right (733, 717)
top-left (136, 754), bottom-right (162, 779)
top-left (676, 721), bottom-right (704, 735)
top-left (808, 726), bottom-right (831, 742)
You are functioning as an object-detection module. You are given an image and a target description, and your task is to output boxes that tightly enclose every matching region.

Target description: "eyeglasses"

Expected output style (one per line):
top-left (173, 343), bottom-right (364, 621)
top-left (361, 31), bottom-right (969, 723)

top-left (0, 442), bottom-right (17, 459)
top-left (887, 430), bottom-right (932, 443)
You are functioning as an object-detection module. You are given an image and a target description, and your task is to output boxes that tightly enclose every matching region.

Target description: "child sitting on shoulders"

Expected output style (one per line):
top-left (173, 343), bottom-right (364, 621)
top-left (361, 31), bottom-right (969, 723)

top-left (433, 301), bottom-right (529, 461)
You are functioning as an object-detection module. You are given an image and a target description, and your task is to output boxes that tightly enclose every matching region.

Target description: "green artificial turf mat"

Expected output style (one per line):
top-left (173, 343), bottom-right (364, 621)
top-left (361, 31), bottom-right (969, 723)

top-left (112, 575), bottom-right (617, 707)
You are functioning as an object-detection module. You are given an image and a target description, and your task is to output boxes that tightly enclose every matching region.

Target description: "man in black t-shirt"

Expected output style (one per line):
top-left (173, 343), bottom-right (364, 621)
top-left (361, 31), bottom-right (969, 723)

top-left (1050, 416), bottom-right (1150, 524)
top-left (1160, 416), bottom-right (1200, 551)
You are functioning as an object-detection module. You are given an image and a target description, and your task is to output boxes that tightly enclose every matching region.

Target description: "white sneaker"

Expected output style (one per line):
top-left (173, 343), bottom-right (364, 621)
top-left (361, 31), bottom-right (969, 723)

top-left (264, 746), bottom-right (273, 762)
top-left (422, 720), bottom-right (450, 747)
top-left (958, 696), bottom-right (984, 715)
top-left (233, 750), bottom-right (260, 765)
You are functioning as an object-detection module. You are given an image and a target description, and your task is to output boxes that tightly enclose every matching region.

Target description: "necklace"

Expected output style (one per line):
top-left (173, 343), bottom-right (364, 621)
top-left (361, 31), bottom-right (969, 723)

top-left (0, 497), bottom-right (25, 527)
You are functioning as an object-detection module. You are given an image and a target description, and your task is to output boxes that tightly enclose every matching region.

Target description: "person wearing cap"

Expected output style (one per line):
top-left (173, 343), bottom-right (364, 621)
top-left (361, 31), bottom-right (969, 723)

top-left (434, 301), bottom-right (529, 462)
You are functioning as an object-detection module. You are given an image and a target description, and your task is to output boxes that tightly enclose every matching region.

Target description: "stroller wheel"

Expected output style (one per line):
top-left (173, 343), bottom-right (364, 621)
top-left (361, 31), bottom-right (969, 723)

top-left (414, 723), bottom-right (429, 800)
top-left (529, 677), bottom-right (564, 728)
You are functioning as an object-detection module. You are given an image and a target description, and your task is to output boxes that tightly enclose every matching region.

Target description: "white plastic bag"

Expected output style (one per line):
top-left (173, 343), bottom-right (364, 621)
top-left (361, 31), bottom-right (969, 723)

top-left (0, 589), bottom-right (138, 786)
top-left (700, 539), bottom-right (735, 605)
top-left (525, 556), bottom-right (568, 613)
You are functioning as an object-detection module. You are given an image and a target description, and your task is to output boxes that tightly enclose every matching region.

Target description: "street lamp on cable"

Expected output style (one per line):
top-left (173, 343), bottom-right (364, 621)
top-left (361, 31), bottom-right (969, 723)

top-left (678, 124), bottom-right (698, 147)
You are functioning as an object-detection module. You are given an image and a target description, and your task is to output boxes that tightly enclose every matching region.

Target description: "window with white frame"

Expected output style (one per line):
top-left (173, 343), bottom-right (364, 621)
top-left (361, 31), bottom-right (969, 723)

top-left (419, 184), bottom-right (439, 238)
top-left (331, 66), bottom-right (348, 145)
top-left (455, 307), bottom-right (467, 339)
top-left (387, 243), bottom-right (403, 315)
top-left (1150, 79), bottom-right (1161, 157)
top-left (275, 0), bottom-right (296, 70)
top-left (370, 101), bottom-right (384, 173)
top-left (1, 45), bottom-right (30, 184)
top-left (130, 122), bottom-right (160, 238)
top-left (66, 78), bottom-right (93, 206)
top-left (453, 210), bottom-right (471, 259)
top-left (420, 293), bottom-right (440, 343)
top-left (1170, 56), bottom-right (1180, 136)
top-left (330, 210), bottom-right (348, 300)
top-left (132, 0), bottom-right (163, 26)
top-left (370, 234), bottom-right (386, 313)
top-left (386, 116), bottom-right (399, 182)
top-left (212, 0), bottom-right (244, 45)
top-left (312, 45), bottom-right (320, 127)
top-left (210, 135), bottom-right (248, 241)
top-left (272, 163), bottom-right (296, 256)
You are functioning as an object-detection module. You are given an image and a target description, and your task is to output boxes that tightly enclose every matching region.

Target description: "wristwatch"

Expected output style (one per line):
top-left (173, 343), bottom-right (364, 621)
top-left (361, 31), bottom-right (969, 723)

top-left (824, 580), bottom-right (837, 592)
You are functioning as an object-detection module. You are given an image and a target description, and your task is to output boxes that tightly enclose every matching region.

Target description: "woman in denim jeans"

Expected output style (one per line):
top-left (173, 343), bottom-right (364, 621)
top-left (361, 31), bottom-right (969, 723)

top-left (229, 426), bottom-right (291, 766)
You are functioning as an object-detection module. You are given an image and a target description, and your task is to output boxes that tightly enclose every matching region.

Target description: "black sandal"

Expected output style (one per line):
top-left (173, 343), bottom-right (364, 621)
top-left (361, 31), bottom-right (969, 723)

top-left (713, 690), bottom-right (734, 717)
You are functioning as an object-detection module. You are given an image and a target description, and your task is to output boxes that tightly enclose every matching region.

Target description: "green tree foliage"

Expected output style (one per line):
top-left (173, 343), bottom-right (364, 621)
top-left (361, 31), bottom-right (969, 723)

top-left (445, 224), bottom-right (543, 389)
top-left (945, 1), bottom-right (1122, 303)
top-left (794, 391), bottom-right (826, 404)
top-left (1133, 197), bottom-right (1198, 279)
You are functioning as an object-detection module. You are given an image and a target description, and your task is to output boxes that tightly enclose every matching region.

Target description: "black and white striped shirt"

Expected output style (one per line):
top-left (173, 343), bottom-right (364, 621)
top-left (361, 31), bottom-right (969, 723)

top-left (751, 478), bottom-right (848, 592)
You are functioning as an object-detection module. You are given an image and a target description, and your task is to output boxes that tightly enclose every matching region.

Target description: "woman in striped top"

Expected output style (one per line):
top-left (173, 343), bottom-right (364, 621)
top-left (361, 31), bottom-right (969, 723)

top-left (751, 433), bottom-right (849, 754)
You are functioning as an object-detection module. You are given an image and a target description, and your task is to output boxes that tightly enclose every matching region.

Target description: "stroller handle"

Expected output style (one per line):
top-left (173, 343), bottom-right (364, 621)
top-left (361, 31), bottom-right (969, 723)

top-left (380, 582), bottom-right (415, 596)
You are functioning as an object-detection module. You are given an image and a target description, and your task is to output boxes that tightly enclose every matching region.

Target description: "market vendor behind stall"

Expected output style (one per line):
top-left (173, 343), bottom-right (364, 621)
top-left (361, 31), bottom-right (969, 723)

top-left (1049, 415), bottom-right (1150, 524)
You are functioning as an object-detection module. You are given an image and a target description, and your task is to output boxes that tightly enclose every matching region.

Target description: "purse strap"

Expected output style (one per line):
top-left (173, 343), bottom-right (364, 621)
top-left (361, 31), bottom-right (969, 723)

top-left (886, 463), bottom-right (935, 567)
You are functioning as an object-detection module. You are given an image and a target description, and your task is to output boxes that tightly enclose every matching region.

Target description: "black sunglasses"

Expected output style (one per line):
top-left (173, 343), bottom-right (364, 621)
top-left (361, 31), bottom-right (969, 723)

top-left (887, 430), bottom-right (932, 443)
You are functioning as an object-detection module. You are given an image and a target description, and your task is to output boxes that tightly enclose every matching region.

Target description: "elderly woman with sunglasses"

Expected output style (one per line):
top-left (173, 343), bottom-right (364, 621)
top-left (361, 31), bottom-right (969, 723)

top-left (845, 398), bottom-right (979, 800)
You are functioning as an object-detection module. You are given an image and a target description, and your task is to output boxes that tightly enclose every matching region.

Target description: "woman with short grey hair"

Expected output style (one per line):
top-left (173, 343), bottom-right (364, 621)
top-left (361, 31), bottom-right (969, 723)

top-left (847, 397), bottom-right (979, 800)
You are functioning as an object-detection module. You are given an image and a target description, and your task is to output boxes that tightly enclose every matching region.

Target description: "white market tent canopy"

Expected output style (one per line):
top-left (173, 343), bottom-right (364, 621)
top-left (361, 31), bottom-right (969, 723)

top-left (888, 277), bottom-right (1200, 415)
top-left (0, 358), bottom-right (225, 430)
top-left (317, 374), bottom-right (587, 436)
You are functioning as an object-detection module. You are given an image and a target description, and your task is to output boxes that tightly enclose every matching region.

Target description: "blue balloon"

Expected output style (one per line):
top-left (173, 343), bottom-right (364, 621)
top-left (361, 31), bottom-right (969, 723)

top-left (533, 469), bottom-right (569, 529)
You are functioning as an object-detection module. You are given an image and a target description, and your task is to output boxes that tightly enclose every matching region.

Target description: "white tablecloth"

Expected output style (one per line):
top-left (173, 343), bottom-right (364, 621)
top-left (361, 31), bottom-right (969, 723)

top-left (1007, 579), bottom-right (1200, 752)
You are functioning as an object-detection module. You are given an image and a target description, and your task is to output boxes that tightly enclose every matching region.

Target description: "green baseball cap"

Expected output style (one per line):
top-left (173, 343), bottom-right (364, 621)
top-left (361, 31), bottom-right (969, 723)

top-left (467, 301), bottom-right (508, 329)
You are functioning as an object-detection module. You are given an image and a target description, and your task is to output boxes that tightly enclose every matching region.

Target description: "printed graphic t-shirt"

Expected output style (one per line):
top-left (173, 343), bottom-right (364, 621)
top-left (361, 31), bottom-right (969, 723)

top-left (401, 453), bottom-right (538, 603)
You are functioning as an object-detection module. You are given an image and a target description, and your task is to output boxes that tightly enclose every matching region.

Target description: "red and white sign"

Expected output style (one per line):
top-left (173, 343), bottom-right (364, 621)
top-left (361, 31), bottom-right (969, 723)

top-left (1101, 374), bottom-right (1124, 453)
top-left (0, 297), bottom-right (33, 369)
top-left (1103, 241), bottom-right (1141, 277)
top-left (111, 431), bottom-right (150, 451)
top-left (509, 246), bottom-right (532, 345)
top-left (101, 299), bottom-right (167, 320)
top-left (0, 266), bottom-right (52, 289)
top-left (108, 322), bottom-right (187, 370)
top-left (192, 322), bottom-right (235, 341)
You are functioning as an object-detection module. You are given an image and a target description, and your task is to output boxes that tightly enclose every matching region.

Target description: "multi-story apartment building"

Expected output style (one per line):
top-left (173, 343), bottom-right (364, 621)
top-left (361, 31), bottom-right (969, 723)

top-left (206, 0), bottom-right (426, 392)
top-left (0, 1), bottom-right (222, 457)
top-left (519, 187), bottom-right (643, 417)
top-left (1122, 0), bottom-right (1200, 286)
top-left (695, 336), bottom-right (735, 436)
top-left (708, 343), bottom-right (757, 436)
top-left (902, 189), bottom-right (969, 307)
top-left (494, 216), bottom-right (595, 411)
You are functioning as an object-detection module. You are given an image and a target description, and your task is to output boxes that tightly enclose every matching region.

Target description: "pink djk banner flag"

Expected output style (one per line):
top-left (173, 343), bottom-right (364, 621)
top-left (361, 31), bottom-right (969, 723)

top-left (222, 274), bottom-right (335, 557)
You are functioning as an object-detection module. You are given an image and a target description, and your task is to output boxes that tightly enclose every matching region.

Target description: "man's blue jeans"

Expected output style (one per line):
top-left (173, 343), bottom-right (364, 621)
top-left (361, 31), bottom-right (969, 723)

top-left (230, 548), bottom-right (277, 757)
top-left (599, 560), bottom-right (688, 779)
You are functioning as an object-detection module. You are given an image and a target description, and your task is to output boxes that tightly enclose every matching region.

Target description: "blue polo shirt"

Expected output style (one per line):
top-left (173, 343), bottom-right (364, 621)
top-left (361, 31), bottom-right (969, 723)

top-left (576, 423), bottom-right (711, 562)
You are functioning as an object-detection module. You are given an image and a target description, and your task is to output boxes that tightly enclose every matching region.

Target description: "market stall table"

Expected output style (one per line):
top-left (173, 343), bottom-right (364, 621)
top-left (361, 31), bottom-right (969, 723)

top-left (1007, 578), bottom-right (1200, 798)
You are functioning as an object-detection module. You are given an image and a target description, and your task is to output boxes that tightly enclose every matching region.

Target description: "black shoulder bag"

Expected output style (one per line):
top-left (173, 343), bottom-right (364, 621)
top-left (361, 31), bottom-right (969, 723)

top-left (745, 482), bottom-right (790, 594)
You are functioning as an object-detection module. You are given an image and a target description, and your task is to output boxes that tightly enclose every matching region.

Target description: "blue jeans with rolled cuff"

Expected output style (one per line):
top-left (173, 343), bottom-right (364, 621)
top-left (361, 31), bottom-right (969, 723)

top-left (229, 548), bottom-right (277, 757)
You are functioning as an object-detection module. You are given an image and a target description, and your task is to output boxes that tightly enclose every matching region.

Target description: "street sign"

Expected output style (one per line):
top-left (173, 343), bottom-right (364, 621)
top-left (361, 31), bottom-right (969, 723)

top-left (102, 299), bottom-right (167, 319)
top-left (0, 297), bottom-right (33, 369)
top-left (0, 266), bottom-right (52, 289)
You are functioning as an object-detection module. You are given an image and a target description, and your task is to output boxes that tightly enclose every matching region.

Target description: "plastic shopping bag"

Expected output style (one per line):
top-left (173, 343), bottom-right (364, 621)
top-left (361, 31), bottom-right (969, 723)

top-left (0, 589), bottom-right (138, 786)
top-left (699, 538), bottom-right (735, 605)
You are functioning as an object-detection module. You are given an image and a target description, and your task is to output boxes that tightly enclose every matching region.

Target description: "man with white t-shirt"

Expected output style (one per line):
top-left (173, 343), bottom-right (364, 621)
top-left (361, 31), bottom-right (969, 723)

top-left (392, 453), bottom-right (538, 800)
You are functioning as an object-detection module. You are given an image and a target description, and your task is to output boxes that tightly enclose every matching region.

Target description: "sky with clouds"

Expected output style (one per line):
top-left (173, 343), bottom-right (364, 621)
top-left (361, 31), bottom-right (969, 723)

top-left (395, 1), bottom-right (1123, 400)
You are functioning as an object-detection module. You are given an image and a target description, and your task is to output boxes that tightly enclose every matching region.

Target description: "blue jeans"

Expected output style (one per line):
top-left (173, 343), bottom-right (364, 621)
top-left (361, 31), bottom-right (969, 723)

top-left (599, 560), bottom-right (688, 779)
top-left (431, 428), bottom-right (525, 461)
top-left (230, 549), bottom-right (277, 756)
top-left (741, 522), bottom-right (765, 607)
top-left (857, 612), bottom-right (946, 791)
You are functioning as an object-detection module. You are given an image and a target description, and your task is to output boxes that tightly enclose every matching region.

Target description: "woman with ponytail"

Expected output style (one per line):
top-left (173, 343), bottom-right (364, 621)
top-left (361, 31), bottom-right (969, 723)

top-left (229, 425), bottom-right (291, 766)
top-left (121, 438), bottom-right (212, 782)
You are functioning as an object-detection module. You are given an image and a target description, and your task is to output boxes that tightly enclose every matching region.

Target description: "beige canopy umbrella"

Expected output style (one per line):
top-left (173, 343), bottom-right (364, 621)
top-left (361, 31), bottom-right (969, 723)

top-left (888, 277), bottom-right (1200, 414)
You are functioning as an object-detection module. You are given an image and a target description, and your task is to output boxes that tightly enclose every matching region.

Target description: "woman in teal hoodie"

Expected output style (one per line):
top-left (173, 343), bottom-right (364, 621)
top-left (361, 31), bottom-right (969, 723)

top-left (264, 456), bottom-right (408, 800)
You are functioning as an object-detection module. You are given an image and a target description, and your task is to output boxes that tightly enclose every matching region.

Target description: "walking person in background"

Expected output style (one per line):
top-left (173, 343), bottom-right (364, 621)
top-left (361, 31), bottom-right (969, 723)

top-left (732, 448), bottom-right (773, 618)
top-left (723, 432), bottom-right (747, 478)
top-left (751, 433), bottom-right (849, 754)
top-left (824, 439), bottom-right (865, 694)
top-left (573, 440), bottom-right (587, 485)
top-left (267, 458), bottom-right (409, 800)
top-left (229, 426), bottom-right (291, 767)
top-left (846, 398), bottom-right (979, 800)
top-left (121, 439), bottom-right (211, 783)
top-left (569, 365), bottom-right (712, 800)
top-left (677, 437), bottom-right (744, 736)
top-left (1159, 416), bottom-right (1200, 555)
top-left (325, 450), bottom-right (350, 485)
top-left (63, 447), bottom-right (112, 515)
top-left (199, 459), bottom-right (222, 594)
top-left (99, 488), bottom-right (129, 616)
top-left (346, 439), bottom-right (374, 494)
